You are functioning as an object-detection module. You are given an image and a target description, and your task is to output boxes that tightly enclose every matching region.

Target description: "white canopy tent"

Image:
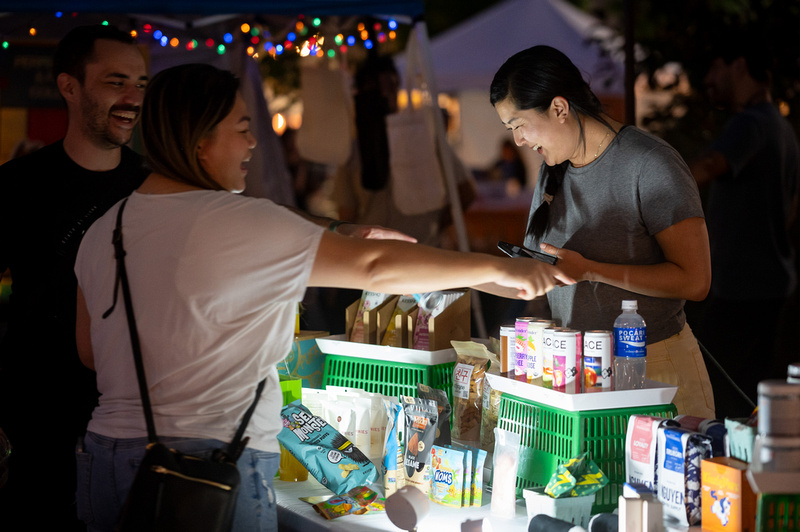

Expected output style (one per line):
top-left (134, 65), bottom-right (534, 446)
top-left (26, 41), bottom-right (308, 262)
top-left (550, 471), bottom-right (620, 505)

top-left (397, 0), bottom-right (626, 177)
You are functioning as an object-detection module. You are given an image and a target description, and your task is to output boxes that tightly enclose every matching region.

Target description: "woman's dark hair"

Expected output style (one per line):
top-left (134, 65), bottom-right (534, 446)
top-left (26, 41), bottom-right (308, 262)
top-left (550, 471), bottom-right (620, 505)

top-left (490, 45), bottom-right (611, 241)
top-left (142, 64), bottom-right (240, 190)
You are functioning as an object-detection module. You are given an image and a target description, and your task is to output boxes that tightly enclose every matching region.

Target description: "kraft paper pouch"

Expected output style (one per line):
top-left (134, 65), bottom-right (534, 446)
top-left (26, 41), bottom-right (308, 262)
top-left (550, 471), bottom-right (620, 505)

top-left (382, 295), bottom-right (417, 346)
top-left (544, 452), bottom-right (609, 498)
top-left (451, 342), bottom-right (492, 443)
top-left (278, 401), bottom-right (378, 495)
top-left (626, 415), bottom-right (679, 492)
top-left (400, 396), bottom-right (438, 495)
top-left (417, 383), bottom-right (452, 446)
top-left (412, 290), bottom-right (464, 350)
top-left (430, 445), bottom-right (465, 508)
top-left (313, 486), bottom-right (378, 519)
top-left (657, 426), bottom-right (712, 526)
top-left (350, 291), bottom-right (392, 343)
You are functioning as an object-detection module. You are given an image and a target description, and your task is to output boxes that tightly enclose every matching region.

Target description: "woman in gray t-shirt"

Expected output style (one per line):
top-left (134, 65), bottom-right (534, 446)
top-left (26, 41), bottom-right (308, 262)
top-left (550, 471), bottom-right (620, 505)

top-left (490, 45), bottom-right (715, 418)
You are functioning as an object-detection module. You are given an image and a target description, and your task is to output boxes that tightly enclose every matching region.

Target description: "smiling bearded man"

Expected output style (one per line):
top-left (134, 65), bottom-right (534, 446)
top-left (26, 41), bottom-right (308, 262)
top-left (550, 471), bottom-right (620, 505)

top-left (0, 25), bottom-right (150, 530)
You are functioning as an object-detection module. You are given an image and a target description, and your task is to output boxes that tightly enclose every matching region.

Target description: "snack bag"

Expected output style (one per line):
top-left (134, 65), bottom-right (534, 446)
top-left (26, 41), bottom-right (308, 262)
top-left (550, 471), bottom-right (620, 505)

top-left (313, 486), bottom-right (378, 519)
top-left (382, 399), bottom-right (403, 497)
top-left (429, 445), bottom-right (465, 508)
top-left (657, 426), bottom-right (713, 526)
top-left (278, 401), bottom-right (378, 495)
top-left (451, 341), bottom-right (491, 443)
top-left (400, 396), bottom-right (438, 495)
top-left (625, 415), bottom-right (678, 492)
top-left (479, 378), bottom-right (502, 450)
top-left (382, 295), bottom-right (417, 346)
top-left (350, 291), bottom-right (392, 343)
top-left (453, 441), bottom-right (488, 507)
top-left (417, 383), bottom-right (452, 446)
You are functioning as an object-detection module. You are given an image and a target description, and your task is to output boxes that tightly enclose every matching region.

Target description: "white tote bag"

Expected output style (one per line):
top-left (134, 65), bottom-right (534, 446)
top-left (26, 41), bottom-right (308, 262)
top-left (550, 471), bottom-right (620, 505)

top-left (387, 31), bottom-right (447, 215)
top-left (296, 63), bottom-right (354, 166)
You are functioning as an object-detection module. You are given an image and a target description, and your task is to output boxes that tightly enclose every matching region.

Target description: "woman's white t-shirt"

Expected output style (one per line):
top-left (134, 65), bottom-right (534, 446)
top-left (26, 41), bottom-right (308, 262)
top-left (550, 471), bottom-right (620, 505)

top-left (75, 190), bottom-right (324, 453)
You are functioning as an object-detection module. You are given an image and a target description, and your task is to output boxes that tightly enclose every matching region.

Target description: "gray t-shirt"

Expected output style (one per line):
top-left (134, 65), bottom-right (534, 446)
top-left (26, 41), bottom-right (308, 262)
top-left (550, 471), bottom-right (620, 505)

top-left (524, 126), bottom-right (704, 343)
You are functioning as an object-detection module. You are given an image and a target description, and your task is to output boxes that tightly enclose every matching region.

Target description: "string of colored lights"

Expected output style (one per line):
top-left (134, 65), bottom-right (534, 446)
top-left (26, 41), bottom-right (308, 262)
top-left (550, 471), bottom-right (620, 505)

top-left (0, 11), bottom-right (402, 58)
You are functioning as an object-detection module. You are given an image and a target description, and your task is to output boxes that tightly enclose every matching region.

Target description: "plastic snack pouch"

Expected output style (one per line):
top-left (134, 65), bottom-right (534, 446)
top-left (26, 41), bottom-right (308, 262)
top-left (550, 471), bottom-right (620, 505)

top-left (656, 425), bottom-right (712, 526)
top-left (416, 383), bottom-right (452, 446)
top-left (382, 399), bottom-right (403, 497)
top-left (491, 427), bottom-right (520, 519)
top-left (382, 295), bottom-right (417, 346)
top-left (451, 341), bottom-right (492, 443)
top-left (400, 395), bottom-right (438, 495)
top-left (313, 486), bottom-right (378, 519)
top-left (350, 291), bottom-right (392, 343)
top-left (429, 445), bottom-right (465, 508)
top-left (278, 401), bottom-right (378, 495)
top-left (544, 452), bottom-right (609, 498)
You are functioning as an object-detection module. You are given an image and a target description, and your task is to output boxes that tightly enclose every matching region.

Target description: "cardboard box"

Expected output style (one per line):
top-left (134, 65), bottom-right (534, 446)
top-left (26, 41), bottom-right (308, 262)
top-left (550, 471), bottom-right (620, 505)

top-left (701, 456), bottom-right (757, 532)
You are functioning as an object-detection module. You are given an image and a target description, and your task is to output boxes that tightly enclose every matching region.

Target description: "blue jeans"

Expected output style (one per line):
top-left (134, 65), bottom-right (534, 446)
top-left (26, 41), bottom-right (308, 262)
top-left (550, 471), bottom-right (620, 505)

top-left (76, 431), bottom-right (279, 532)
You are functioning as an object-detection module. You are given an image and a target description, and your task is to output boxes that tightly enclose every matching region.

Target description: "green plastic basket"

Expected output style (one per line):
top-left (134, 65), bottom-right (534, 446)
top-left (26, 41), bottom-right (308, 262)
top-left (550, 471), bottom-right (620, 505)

top-left (757, 493), bottom-right (800, 532)
top-left (497, 393), bottom-right (677, 514)
top-left (322, 354), bottom-right (455, 403)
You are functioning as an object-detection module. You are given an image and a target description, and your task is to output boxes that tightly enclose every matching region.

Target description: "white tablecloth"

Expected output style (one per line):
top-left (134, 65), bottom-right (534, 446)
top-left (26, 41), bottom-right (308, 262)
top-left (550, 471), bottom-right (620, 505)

top-left (275, 476), bottom-right (532, 532)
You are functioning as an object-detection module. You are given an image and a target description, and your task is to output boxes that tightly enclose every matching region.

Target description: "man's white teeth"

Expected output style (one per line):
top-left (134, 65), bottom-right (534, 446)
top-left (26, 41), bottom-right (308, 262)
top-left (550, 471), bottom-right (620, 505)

top-left (112, 111), bottom-right (136, 120)
top-left (533, 144), bottom-right (542, 151)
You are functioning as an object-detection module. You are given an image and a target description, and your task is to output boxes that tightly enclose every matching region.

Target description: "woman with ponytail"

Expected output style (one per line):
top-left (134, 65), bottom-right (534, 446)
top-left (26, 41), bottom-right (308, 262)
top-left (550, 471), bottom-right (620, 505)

top-left (491, 46), bottom-right (715, 418)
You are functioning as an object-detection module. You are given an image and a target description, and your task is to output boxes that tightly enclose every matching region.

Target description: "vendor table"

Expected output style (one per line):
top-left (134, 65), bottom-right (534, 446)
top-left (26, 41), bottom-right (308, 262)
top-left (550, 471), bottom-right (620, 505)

top-left (275, 476), bottom-right (531, 532)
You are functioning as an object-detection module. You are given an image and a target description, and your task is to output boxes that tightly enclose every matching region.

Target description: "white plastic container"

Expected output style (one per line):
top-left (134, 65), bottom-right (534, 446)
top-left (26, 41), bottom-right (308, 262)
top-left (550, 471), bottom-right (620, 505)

top-left (523, 488), bottom-right (595, 528)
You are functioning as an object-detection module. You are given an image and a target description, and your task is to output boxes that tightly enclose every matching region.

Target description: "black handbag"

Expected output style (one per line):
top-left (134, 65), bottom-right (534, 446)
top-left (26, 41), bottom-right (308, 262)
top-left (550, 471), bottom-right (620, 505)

top-left (103, 197), bottom-right (266, 532)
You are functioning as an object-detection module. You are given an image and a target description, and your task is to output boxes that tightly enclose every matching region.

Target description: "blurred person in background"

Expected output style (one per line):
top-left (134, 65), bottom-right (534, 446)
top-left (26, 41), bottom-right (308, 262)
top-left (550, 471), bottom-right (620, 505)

top-left (689, 31), bottom-right (800, 418)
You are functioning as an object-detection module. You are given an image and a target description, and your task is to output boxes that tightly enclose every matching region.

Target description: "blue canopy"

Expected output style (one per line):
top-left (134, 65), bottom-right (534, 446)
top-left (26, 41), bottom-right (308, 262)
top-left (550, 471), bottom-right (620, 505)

top-left (0, 1), bottom-right (425, 17)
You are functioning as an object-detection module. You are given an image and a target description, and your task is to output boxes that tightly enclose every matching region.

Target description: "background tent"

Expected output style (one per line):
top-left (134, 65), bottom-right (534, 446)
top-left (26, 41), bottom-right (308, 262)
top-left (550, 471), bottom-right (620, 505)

top-left (396, 0), bottom-right (625, 176)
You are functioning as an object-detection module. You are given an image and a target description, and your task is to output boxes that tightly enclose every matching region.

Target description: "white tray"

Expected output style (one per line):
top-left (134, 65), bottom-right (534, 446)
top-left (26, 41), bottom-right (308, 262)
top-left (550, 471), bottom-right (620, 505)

top-left (485, 373), bottom-right (678, 412)
top-left (315, 334), bottom-right (459, 365)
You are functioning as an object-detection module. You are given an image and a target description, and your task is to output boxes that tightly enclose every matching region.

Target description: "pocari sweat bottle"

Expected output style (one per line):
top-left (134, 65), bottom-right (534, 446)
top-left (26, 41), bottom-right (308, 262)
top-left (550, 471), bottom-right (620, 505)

top-left (613, 300), bottom-right (647, 389)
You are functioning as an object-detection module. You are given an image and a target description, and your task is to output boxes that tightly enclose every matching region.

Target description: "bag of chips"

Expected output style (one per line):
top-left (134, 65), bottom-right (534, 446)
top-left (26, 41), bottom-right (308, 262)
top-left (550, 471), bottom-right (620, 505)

top-left (278, 401), bottom-right (378, 495)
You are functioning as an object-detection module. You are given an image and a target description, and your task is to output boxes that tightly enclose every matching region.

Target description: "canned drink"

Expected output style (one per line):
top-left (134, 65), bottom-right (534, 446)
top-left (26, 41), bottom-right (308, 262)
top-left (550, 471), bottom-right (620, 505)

top-left (526, 319), bottom-right (553, 381)
top-left (499, 326), bottom-right (515, 374)
top-left (583, 330), bottom-right (613, 388)
top-left (542, 326), bottom-right (561, 384)
top-left (514, 318), bottom-right (534, 377)
top-left (552, 329), bottom-right (580, 388)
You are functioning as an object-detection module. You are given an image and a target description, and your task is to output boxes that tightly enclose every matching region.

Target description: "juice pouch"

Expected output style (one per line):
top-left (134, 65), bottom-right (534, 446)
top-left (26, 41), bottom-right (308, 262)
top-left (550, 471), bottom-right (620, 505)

top-left (429, 445), bottom-right (465, 508)
top-left (453, 441), bottom-right (487, 507)
top-left (278, 401), bottom-right (378, 495)
top-left (400, 396), bottom-right (438, 495)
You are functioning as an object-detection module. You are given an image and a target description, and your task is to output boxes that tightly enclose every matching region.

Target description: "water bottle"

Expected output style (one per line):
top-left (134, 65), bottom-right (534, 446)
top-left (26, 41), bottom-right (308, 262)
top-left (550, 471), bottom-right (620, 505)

top-left (613, 300), bottom-right (647, 389)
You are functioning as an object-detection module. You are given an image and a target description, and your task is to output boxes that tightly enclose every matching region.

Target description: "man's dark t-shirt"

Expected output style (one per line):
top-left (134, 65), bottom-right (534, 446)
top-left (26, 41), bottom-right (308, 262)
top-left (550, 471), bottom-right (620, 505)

top-left (0, 140), bottom-right (148, 527)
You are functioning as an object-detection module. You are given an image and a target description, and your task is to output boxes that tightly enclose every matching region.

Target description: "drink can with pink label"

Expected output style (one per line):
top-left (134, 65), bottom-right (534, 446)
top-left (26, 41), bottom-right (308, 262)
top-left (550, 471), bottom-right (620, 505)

top-left (526, 319), bottom-right (553, 381)
top-left (553, 329), bottom-right (580, 389)
top-left (514, 317), bottom-right (534, 377)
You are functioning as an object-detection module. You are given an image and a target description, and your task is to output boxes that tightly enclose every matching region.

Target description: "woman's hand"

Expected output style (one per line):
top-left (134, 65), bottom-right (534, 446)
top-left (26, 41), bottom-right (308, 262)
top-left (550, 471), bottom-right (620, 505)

top-left (539, 242), bottom-right (589, 282)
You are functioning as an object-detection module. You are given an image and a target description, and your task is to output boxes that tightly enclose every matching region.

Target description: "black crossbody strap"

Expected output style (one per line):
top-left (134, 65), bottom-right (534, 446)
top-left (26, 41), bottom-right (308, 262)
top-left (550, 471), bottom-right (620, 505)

top-left (103, 197), bottom-right (265, 460)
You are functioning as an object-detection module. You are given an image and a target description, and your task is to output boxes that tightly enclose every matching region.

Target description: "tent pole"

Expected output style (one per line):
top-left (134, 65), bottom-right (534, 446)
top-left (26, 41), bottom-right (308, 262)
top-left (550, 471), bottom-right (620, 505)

top-left (412, 21), bottom-right (488, 339)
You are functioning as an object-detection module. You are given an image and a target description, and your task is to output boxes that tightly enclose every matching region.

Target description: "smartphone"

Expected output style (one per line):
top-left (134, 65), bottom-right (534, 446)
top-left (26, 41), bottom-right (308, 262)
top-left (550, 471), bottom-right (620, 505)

top-left (497, 241), bottom-right (558, 265)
